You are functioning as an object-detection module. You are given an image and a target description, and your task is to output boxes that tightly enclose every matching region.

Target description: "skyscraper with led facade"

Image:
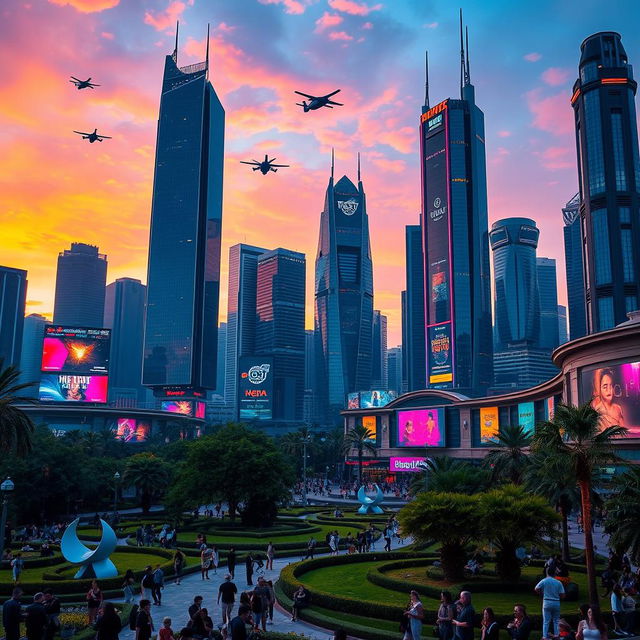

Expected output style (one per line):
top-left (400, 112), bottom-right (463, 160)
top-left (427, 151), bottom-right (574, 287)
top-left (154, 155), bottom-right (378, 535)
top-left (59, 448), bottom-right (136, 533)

top-left (420, 24), bottom-right (492, 397)
top-left (143, 29), bottom-right (224, 391)
top-left (314, 155), bottom-right (373, 425)
top-left (571, 32), bottom-right (640, 332)
top-left (562, 193), bottom-right (587, 340)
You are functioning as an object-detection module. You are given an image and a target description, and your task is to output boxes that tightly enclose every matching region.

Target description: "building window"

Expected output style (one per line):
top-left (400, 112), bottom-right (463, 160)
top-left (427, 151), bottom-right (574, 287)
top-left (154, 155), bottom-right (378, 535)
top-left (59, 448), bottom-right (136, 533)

top-left (629, 93), bottom-right (640, 192)
top-left (598, 297), bottom-right (615, 330)
top-left (621, 229), bottom-right (635, 283)
top-left (581, 61), bottom-right (598, 83)
top-left (592, 208), bottom-right (612, 285)
top-left (620, 206), bottom-right (631, 224)
top-left (611, 112), bottom-right (627, 191)
top-left (584, 91), bottom-right (605, 195)
top-left (626, 296), bottom-right (638, 314)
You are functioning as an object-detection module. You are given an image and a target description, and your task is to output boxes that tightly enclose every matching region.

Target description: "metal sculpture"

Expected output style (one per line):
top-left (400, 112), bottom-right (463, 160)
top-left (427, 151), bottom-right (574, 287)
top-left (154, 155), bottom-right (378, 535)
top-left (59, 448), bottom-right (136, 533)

top-left (356, 484), bottom-right (385, 515)
top-left (61, 518), bottom-right (118, 578)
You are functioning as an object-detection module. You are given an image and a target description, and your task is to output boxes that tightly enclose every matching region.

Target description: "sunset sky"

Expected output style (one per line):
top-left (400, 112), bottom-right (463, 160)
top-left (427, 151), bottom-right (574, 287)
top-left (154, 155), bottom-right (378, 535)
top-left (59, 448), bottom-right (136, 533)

top-left (2, 0), bottom-right (639, 345)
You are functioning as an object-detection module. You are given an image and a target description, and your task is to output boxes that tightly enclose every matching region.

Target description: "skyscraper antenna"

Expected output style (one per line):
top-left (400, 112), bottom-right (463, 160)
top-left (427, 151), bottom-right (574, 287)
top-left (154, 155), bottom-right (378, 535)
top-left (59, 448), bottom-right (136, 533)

top-left (424, 50), bottom-right (430, 108)
top-left (465, 25), bottom-right (470, 84)
top-left (173, 20), bottom-right (179, 62)
top-left (357, 152), bottom-right (361, 182)
top-left (331, 147), bottom-right (335, 179)
top-left (205, 23), bottom-right (210, 70)
top-left (459, 8), bottom-right (465, 97)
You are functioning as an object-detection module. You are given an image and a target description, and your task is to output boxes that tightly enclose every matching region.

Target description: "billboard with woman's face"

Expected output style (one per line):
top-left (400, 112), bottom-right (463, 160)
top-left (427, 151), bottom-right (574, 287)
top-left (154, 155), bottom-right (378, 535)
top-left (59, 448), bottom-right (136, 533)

top-left (396, 409), bottom-right (446, 447)
top-left (580, 361), bottom-right (640, 437)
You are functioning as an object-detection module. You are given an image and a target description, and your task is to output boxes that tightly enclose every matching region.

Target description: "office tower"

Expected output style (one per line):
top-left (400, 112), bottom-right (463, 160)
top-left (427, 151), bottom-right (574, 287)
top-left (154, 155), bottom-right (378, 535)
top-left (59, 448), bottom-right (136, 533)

top-left (212, 322), bottom-right (226, 398)
top-left (562, 193), bottom-right (587, 340)
top-left (18, 313), bottom-right (47, 397)
top-left (371, 310), bottom-right (388, 389)
top-left (143, 27), bottom-right (224, 390)
top-left (104, 278), bottom-right (146, 404)
top-left (536, 257), bottom-right (560, 350)
top-left (571, 32), bottom-right (640, 332)
top-left (255, 248), bottom-right (306, 421)
top-left (387, 346), bottom-right (403, 396)
top-left (314, 153), bottom-right (374, 425)
top-left (53, 244), bottom-right (107, 327)
top-left (304, 329), bottom-right (315, 422)
top-left (420, 21), bottom-right (493, 397)
top-left (403, 223), bottom-right (426, 391)
top-left (0, 266), bottom-right (27, 369)
top-left (224, 244), bottom-right (267, 418)
top-left (558, 305), bottom-right (568, 344)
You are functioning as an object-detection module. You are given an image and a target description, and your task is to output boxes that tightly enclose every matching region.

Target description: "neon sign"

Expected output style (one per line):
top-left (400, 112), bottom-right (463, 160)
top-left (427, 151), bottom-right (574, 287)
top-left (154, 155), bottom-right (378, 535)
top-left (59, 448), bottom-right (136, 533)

top-left (420, 99), bottom-right (448, 124)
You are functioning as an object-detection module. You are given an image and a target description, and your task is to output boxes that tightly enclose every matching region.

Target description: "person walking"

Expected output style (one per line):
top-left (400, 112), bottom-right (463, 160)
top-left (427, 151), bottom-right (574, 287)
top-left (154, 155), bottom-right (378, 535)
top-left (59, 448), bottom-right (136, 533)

top-left (95, 602), bottom-right (122, 640)
top-left (610, 585), bottom-right (628, 637)
top-left (25, 593), bottom-right (47, 640)
top-left (266, 543), bottom-right (275, 571)
top-left (436, 591), bottom-right (455, 640)
top-left (481, 607), bottom-right (499, 640)
top-left (135, 600), bottom-right (153, 640)
top-left (227, 547), bottom-right (236, 579)
top-left (173, 550), bottom-right (185, 585)
top-left (266, 580), bottom-right (275, 625)
top-left (10, 554), bottom-right (24, 584)
top-left (2, 587), bottom-right (23, 640)
top-left (122, 570), bottom-right (136, 604)
top-left (217, 575), bottom-right (237, 626)
top-left (507, 603), bottom-right (532, 640)
top-left (453, 591), bottom-right (476, 640)
top-left (245, 553), bottom-right (254, 586)
top-left (535, 568), bottom-right (566, 640)
top-left (402, 590), bottom-right (424, 640)
top-left (304, 537), bottom-right (316, 560)
top-left (42, 589), bottom-right (60, 640)
top-left (252, 578), bottom-right (271, 632)
top-left (201, 546), bottom-right (213, 580)
top-left (152, 564), bottom-right (164, 606)
top-left (86, 580), bottom-right (103, 624)
top-left (576, 605), bottom-right (608, 640)
top-left (212, 546), bottom-right (220, 574)
top-left (140, 567), bottom-right (154, 600)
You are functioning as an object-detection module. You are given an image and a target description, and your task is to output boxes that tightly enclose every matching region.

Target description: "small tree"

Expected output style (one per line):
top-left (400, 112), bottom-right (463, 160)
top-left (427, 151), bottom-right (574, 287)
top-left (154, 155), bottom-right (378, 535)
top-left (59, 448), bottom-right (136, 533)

top-left (124, 452), bottom-right (170, 514)
top-left (410, 456), bottom-right (490, 495)
top-left (342, 423), bottom-right (377, 486)
top-left (0, 360), bottom-right (37, 457)
top-left (483, 424), bottom-right (531, 484)
top-left (605, 467), bottom-right (640, 564)
top-left (398, 491), bottom-right (479, 581)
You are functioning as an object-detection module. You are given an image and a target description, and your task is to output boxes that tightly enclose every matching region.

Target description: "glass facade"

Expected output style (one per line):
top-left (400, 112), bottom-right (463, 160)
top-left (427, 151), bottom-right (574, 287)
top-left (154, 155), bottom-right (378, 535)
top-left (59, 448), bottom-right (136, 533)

top-left (621, 229), bottom-right (635, 283)
top-left (536, 257), bottom-right (560, 350)
top-left (611, 112), bottom-right (627, 190)
top-left (598, 297), bottom-right (614, 330)
top-left (584, 91), bottom-right (605, 195)
top-left (592, 208), bottom-right (612, 285)
top-left (0, 266), bottom-right (27, 369)
top-left (143, 50), bottom-right (224, 389)
top-left (562, 194), bottom-right (587, 340)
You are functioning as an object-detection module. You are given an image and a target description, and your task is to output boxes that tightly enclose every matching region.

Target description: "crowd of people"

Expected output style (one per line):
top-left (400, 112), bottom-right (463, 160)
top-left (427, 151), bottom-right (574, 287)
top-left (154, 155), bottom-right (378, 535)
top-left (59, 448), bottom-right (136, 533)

top-left (1, 587), bottom-right (61, 640)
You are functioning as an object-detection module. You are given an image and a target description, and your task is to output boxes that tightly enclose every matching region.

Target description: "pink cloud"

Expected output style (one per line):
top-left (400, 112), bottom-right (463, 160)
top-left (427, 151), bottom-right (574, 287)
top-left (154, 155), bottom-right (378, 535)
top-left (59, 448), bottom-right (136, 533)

top-left (497, 130), bottom-right (511, 138)
top-left (101, 31), bottom-right (115, 39)
top-left (328, 0), bottom-right (382, 16)
top-left (524, 52), bottom-right (542, 62)
top-left (362, 21), bottom-right (373, 29)
top-left (47, 0), bottom-right (119, 11)
top-left (144, 1), bottom-right (186, 32)
top-left (533, 145), bottom-right (574, 169)
top-left (328, 31), bottom-right (354, 41)
top-left (526, 88), bottom-right (574, 135)
top-left (541, 67), bottom-right (571, 86)
top-left (257, 0), bottom-right (307, 14)
top-left (315, 12), bottom-right (343, 33)
top-left (423, 22), bottom-right (438, 29)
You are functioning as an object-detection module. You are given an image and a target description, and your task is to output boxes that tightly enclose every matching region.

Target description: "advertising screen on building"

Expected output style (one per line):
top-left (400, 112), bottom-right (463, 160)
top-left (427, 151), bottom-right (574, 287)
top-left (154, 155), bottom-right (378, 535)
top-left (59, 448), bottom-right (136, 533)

top-left (545, 397), bottom-right (556, 421)
top-left (39, 374), bottom-right (108, 403)
top-left (41, 326), bottom-right (111, 374)
top-left (362, 415), bottom-right (376, 443)
top-left (580, 361), bottom-right (640, 437)
top-left (480, 406), bottom-right (499, 444)
top-left (116, 418), bottom-right (150, 442)
top-left (360, 390), bottom-right (396, 408)
top-left (347, 392), bottom-right (360, 409)
top-left (422, 100), bottom-right (453, 387)
top-left (161, 400), bottom-right (194, 416)
top-left (238, 356), bottom-right (273, 421)
top-left (518, 402), bottom-right (535, 435)
top-left (195, 401), bottom-right (206, 419)
top-left (396, 408), bottom-right (446, 447)
top-left (390, 457), bottom-right (427, 473)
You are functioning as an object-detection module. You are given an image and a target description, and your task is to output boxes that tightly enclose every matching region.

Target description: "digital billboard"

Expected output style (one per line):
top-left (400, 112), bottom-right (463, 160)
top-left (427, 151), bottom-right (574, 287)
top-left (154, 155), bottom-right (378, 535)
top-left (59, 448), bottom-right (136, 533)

top-left (422, 100), bottom-right (453, 387)
top-left (116, 418), bottom-right (150, 442)
top-left (238, 356), bottom-right (273, 421)
top-left (41, 326), bottom-right (110, 374)
top-left (360, 390), bottom-right (396, 408)
top-left (518, 402), bottom-right (535, 435)
top-left (390, 457), bottom-right (427, 473)
top-left (545, 397), bottom-right (556, 421)
top-left (347, 392), bottom-right (360, 409)
top-left (362, 416), bottom-right (376, 443)
top-left (39, 374), bottom-right (108, 403)
top-left (480, 406), bottom-right (499, 444)
top-left (580, 361), bottom-right (640, 437)
top-left (195, 401), bottom-right (206, 420)
top-left (396, 408), bottom-right (446, 447)
top-left (161, 400), bottom-right (194, 416)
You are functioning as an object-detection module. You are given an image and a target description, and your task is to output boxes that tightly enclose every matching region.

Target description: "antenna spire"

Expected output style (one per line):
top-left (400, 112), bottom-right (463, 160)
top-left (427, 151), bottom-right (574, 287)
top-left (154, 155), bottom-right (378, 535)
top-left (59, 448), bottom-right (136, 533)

top-left (173, 20), bottom-right (179, 62)
top-left (424, 50), bottom-right (430, 108)
top-left (357, 152), bottom-right (361, 182)
top-left (331, 147), bottom-right (335, 179)
top-left (465, 25), bottom-right (470, 84)
top-left (459, 8), bottom-right (465, 97)
top-left (205, 23), bottom-right (210, 71)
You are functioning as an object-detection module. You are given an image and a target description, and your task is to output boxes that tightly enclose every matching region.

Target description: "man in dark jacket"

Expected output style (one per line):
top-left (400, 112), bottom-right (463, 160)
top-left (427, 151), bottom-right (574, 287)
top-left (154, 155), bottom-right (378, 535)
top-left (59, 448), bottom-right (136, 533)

top-left (2, 588), bottom-right (23, 640)
top-left (42, 588), bottom-right (61, 640)
top-left (229, 604), bottom-right (251, 640)
top-left (25, 593), bottom-right (48, 640)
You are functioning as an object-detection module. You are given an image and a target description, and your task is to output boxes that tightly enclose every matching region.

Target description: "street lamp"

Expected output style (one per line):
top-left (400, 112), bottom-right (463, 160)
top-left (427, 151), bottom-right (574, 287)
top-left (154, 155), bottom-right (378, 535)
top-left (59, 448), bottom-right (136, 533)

top-left (113, 472), bottom-right (121, 516)
top-left (0, 477), bottom-right (15, 563)
top-left (300, 432), bottom-right (313, 506)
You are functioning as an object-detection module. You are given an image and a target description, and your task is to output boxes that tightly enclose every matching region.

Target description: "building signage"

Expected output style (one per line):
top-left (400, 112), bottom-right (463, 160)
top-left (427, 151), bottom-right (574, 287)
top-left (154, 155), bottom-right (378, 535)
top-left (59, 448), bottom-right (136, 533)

top-left (420, 99), bottom-right (448, 124)
top-left (518, 402), bottom-right (535, 435)
top-left (238, 356), bottom-right (273, 420)
top-left (389, 457), bottom-right (427, 473)
top-left (337, 199), bottom-right (359, 216)
top-left (480, 406), bottom-right (499, 444)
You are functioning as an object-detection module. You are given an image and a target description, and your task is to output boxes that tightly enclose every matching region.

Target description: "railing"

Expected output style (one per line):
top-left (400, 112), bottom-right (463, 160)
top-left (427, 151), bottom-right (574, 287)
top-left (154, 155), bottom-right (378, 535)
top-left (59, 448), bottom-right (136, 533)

top-left (179, 61), bottom-right (207, 75)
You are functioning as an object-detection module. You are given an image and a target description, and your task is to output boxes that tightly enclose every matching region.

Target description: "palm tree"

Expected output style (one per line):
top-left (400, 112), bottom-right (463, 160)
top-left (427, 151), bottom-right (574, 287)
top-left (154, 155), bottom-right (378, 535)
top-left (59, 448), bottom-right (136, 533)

top-left (605, 467), bottom-right (640, 564)
top-left (0, 360), bottom-right (37, 457)
top-left (532, 402), bottom-right (626, 603)
top-left (409, 456), bottom-right (490, 495)
top-left (483, 424), bottom-right (532, 484)
top-left (342, 422), bottom-right (377, 486)
top-left (124, 452), bottom-right (170, 514)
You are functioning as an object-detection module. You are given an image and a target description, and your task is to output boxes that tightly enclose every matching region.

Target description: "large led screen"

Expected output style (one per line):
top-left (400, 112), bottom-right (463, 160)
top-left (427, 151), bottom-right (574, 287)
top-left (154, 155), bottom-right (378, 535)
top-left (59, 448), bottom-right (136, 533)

top-left (518, 402), bottom-right (535, 435)
top-left (480, 406), bottom-right (499, 444)
top-left (41, 326), bottom-right (110, 374)
top-left (347, 392), bottom-right (360, 409)
top-left (396, 408), bottom-right (445, 447)
top-left (580, 361), bottom-right (640, 437)
top-left (238, 356), bottom-right (273, 420)
top-left (39, 374), bottom-right (108, 403)
top-left (360, 390), bottom-right (396, 408)
top-left (161, 400), bottom-right (194, 416)
top-left (116, 418), bottom-right (150, 442)
top-left (362, 416), bottom-right (376, 443)
top-left (195, 401), bottom-right (206, 419)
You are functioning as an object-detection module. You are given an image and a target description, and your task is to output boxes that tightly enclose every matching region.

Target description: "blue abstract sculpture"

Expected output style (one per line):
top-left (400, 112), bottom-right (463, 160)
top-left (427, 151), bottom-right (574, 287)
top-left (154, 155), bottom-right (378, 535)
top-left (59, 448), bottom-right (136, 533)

top-left (357, 484), bottom-right (385, 515)
top-left (61, 518), bottom-right (118, 579)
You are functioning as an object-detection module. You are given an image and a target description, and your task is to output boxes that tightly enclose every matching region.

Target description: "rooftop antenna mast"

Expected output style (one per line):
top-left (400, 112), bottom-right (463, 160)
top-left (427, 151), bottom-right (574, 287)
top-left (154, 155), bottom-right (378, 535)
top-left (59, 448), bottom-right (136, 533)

top-left (331, 147), bottom-right (335, 179)
top-left (465, 25), bottom-right (471, 85)
top-left (459, 8), bottom-right (465, 97)
top-left (424, 50), bottom-right (430, 109)
top-left (205, 23), bottom-right (210, 73)
top-left (173, 20), bottom-right (179, 62)
top-left (357, 152), bottom-right (361, 182)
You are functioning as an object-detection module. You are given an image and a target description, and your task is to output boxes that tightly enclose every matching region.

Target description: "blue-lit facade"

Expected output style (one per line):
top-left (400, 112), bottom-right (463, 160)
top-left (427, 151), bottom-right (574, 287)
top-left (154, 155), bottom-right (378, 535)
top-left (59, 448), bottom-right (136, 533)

top-left (314, 166), bottom-right (374, 425)
top-left (562, 193), bottom-right (587, 340)
top-left (143, 40), bottom-right (224, 390)
top-left (0, 266), bottom-right (27, 369)
top-left (536, 257), bottom-right (560, 351)
top-left (572, 32), bottom-right (640, 333)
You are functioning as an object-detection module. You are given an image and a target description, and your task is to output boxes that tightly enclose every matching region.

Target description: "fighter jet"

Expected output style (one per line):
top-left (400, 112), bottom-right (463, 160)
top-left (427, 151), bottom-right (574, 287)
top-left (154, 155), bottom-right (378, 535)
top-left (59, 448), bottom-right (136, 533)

top-left (69, 76), bottom-right (100, 90)
top-left (294, 89), bottom-right (343, 112)
top-left (73, 129), bottom-right (112, 143)
top-left (240, 155), bottom-right (289, 175)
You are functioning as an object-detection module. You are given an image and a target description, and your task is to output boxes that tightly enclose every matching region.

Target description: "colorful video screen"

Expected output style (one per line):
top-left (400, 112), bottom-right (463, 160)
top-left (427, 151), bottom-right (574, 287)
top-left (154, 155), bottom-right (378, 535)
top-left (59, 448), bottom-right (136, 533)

top-left (580, 361), bottom-right (640, 437)
top-left (116, 418), bottom-right (150, 442)
top-left (39, 374), bottom-right (108, 403)
top-left (195, 401), bottom-right (206, 419)
top-left (518, 402), bottom-right (535, 435)
top-left (41, 326), bottom-right (110, 374)
top-left (396, 408), bottom-right (445, 447)
top-left (362, 416), bottom-right (376, 443)
top-left (161, 400), bottom-right (194, 416)
top-left (360, 390), bottom-right (396, 408)
top-left (347, 392), bottom-right (360, 409)
top-left (480, 406), bottom-right (499, 444)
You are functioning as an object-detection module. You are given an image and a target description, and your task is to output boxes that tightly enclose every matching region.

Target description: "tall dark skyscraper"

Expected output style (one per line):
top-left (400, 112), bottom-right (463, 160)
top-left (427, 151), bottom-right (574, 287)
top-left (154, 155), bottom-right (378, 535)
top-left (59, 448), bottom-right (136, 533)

top-left (18, 313), bottom-right (47, 398)
top-left (420, 25), bottom-right (493, 396)
top-left (562, 193), bottom-right (587, 340)
top-left (255, 248), bottom-right (306, 421)
top-left (558, 304), bottom-right (568, 345)
top-left (402, 222), bottom-right (426, 392)
top-left (0, 266), bottom-right (27, 369)
top-left (387, 346), bottom-right (403, 395)
top-left (225, 243), bottom-right (267, 417)
top-left (572, 32), bottom-right (640, 332)
top-left (53, 243), bottom-right (107, 327)
top-left (371, 310), bottom-right (388, 389)
top-left (212, 322), bottom-right (226, 398)
top-left (314, 154), bottom-right (373, 425)
top-left (143, 28), bottom-right (224, 390)
top-left (536, 257), bottom-right (560, 350)
top-left (104, 278), bottom-right (146, 404)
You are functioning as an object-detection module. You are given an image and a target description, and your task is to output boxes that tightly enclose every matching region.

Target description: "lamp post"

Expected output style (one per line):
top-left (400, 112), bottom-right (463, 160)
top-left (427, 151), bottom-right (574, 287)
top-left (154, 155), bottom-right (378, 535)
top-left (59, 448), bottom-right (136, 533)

top-left (0, 477), bottom-right (15, 563)
top-left (113, 472), bottom-right (121, 516)
top-left (301, 432), bottom-right (313, 506)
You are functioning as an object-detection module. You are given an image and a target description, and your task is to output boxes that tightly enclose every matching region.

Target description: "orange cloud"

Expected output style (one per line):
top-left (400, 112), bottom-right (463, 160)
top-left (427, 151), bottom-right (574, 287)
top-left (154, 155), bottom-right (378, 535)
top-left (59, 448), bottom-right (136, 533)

top-left (144, 1), bottom-right (186, 32)
top-left (47, 0), bottom-right (119, 12)
top-left (328, 0), bottom-right (382, 16)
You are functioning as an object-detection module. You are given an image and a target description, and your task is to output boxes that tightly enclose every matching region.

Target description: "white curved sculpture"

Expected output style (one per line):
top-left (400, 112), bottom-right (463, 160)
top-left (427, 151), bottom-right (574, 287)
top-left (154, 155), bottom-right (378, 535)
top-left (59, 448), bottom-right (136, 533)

top-left (357, 484), bottom-right (385, 514)
top-left (61, 518), bottom-right (118, 578)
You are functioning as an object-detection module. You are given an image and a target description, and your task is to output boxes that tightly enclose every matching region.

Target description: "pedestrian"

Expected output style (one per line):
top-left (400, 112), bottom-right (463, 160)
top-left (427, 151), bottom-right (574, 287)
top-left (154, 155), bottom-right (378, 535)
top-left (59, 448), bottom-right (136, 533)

top-left (86, 579), bottom-right (103, 624)
top-left (610, 585), bottom-right (628, 637)
top-left (42, 589), bottom-right (60, 640)
top-left (159, 617), bottom-right (173, 640)
top-left (245, 553), bottom-right (254, 586)
top-left (507, 604), bottom-right (531, 640)
top-left (10, 553), bottom-right (24, 584)
top-left (95, 602), bottom-right (122, 640)
top-left (252, 577), bottom-right (271, 632)
top-left (173, 550), bottom-right (185, 585)
top-left (304, 538), bottom-right (316, 560)
top-left (152, 564), bottom-right (164, 606)
top-left (436, 591), bottom-right (455, 640)
top-left (141, 566), bottom-right (154, 600)
top-left (576, 605), bottom-right (608, 640)
top-left (135, 600), bottom-right (153, 640)
top-left (266, 542), bottom-right (275, 571)
top-left (402, 590), bottom-right (424, 640)
top-left (291, 586), bottom-right (309, 622)
top-left (229, 604), bottom-right (251, 640)
top-left (136, 527), bottom-right (144, 546)
top-left (191, 608), bottom-right (213, 639)
top-left (535, 567), bottom-right (566, 640)
top-left (266, 580), bottom-right (275, 625)
top-left (227, 547), bottom-right (236, 579)
top-left (622, 590), bottom-right (636, 635)
top-left (212, 546), bottom-right (219, 574)
top-left (201, 546), bottom-right (213, 580)
top-left (384, 531), bottom-right (392, 552)
top-left (218, 575), bottom-right (237, 626)
top-left (188, 596), bottom-right (203, 622)
top-left (25, 593), bottom-right (47, 640)
top-left (2, 587), bottom-right (22, 640)
top-left (480, 607), bottom-right (499, 640)
top-left (453, 591), bottom-right (475, 640)
top-left (122, 570), bottom-right (136, 604)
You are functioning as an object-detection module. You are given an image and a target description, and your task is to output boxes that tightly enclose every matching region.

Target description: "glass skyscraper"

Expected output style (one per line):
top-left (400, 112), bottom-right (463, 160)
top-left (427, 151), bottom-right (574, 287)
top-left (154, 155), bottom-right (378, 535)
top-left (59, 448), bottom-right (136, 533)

top-left (420, 33), bottom-right (492, 396)
top-left (314, 158), bottom-right (374, 425)
top-left (572, 32), bottom-right (640, 332)
top-left (371, 310), bottom-right (388, 389)
top-left (143, 33), bottom-right (224, 390)
top-left (0, 266), bottom-right (27, 369)
top-left (536, 257), bottom-right (560, 351)
top-left (562, 193), bottom-right (587, 340)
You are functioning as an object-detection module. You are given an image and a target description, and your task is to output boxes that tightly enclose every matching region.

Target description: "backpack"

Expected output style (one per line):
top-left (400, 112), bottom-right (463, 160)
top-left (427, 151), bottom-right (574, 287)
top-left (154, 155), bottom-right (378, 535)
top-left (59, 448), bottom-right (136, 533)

top-left (129, 605), bottom-right (139, 631)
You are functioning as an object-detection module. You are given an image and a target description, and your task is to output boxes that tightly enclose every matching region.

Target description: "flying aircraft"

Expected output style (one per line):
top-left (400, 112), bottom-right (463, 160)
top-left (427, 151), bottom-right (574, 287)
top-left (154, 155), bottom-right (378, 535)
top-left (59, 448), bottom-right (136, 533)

top-left (73, 129), bottom-right (112, 143)
top-left (294, 89), bottom-right (343, 112)
top-left (240, 155), bottom-right (289, 175)
top-left (69, 76), bottom-right (100, 90)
